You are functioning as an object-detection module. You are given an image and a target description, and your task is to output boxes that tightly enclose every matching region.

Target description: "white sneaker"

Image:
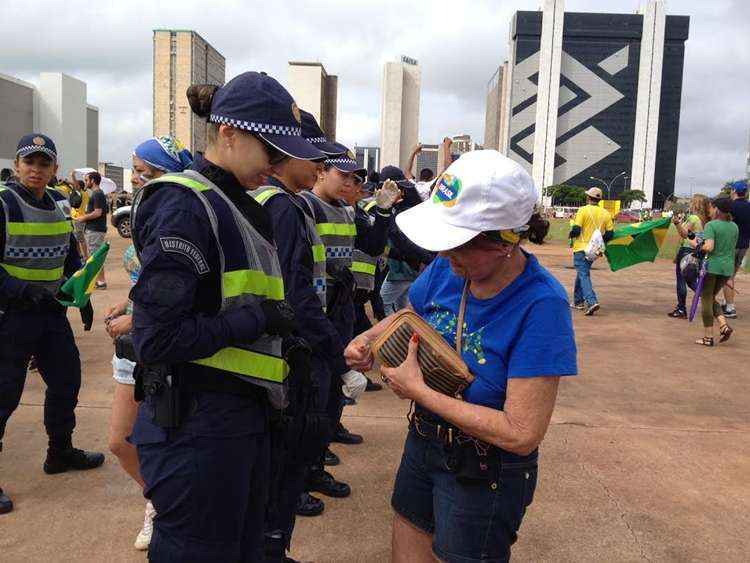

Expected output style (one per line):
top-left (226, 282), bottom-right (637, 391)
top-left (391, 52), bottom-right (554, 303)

top-left (134, 501), bottom-right (156, 551)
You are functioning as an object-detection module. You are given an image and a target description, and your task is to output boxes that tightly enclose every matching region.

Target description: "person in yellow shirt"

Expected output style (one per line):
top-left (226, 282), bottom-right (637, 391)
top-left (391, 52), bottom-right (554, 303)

top-left (568, 187), bottom-right (614, 315)
top-left (68, 173), bottom-right (90, 258)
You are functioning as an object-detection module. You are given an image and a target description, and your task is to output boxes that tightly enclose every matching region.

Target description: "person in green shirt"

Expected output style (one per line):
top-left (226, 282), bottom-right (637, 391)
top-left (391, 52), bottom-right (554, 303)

top-left (668, 194), bottom-right (710, 318)
top-left (691, 196), bottom-right (739, 346)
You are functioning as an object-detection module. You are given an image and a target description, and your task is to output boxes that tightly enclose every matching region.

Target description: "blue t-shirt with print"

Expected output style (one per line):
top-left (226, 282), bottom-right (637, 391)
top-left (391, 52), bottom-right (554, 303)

top-left (408, 254), bottom-right (577, 409)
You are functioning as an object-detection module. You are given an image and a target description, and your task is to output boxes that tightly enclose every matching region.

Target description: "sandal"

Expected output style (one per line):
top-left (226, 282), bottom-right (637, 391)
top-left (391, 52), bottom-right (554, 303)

top-left (719, 324), bottom-right (733, 343)
top-left (695, 337), bottom-right (714, 347)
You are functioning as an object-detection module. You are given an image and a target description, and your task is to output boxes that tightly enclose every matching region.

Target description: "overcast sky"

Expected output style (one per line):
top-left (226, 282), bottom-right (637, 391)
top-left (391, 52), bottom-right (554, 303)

top-left (2, 0), bottom-right (748, 194)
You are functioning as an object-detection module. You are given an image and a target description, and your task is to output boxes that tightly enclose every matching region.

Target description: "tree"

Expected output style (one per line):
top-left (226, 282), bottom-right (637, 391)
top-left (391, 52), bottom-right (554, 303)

top-left (618, 189), bottom-right (647, 208)
top-left (549, 184), bottom-right (586, 206)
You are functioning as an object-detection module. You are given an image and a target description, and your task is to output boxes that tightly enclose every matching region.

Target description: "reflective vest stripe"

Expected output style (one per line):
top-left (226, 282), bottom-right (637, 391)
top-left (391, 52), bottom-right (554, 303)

top-left (254, 189), bottom-right (280, 204)
top-left (7, 221), bottom-right (72, 236)
top-left (159, 175), bottom-right (212, 192)
top-left (223, 269), bottom-right (285, 301)
top-left (193, 347), bottom-right (289, 383)
top-left (351, 260), bottom-right (376, 275)
top-left (1, 263), bottom-right (64, 281)
top-left (312, 243), bottom-right (326, 263)
top-left (316, 223), bottom-right (357, 237)
top-left (364, 201), bottom-right (377, 213)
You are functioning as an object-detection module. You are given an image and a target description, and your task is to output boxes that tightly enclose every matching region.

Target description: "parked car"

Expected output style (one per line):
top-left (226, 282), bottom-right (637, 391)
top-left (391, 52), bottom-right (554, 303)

top-left (112, 205), bottom-right (132, 238)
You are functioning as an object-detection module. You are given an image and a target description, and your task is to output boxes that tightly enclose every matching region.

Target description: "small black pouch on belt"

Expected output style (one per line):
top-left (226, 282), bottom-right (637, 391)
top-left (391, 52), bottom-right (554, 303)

top-left (452, 439), bottom-right (499, 483)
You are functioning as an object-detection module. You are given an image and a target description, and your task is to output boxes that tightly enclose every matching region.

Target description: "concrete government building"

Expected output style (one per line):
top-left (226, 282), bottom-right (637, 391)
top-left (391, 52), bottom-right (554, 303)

top-left (485, 0), bottom-right (689, 207)
top-left (287, 62), bottom-right (338, 140)
top-left (0, 72), bottom-right (99, 176)
top-left (153, 30), bottom-right (226, 155)
top-left (380, 56), bottom-right (421, 170)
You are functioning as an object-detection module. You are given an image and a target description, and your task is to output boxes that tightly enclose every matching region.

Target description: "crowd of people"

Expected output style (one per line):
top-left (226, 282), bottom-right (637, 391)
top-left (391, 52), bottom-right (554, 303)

top-left (565, 180), bottom-right (749, 346)
top-left (1, 65), bottom-right (745, 563)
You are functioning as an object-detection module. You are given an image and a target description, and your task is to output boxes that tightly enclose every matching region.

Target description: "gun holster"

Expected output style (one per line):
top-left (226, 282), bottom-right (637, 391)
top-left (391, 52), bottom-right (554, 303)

top-left (116, 334), bottom-right (183, 430)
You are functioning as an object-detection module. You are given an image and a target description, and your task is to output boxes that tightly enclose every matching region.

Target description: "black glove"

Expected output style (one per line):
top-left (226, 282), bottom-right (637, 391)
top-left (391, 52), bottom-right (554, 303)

top-left (282, 336), bottom-right (312, 385)
top-left (80, 301), bottom-right (94, 331)
top-left (260, 299), bottom-right (297, 337)
top-left (22, 284), bottom-right (59, 312)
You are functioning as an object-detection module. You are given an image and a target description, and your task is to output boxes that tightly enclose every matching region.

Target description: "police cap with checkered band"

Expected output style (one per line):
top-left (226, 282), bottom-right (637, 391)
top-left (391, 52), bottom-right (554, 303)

top-left (16, 133), bottom-right (57, 161)
top-left (299, 109), bottom-right (345, 157)
top-left (208, 71), bottom-right (325, 161)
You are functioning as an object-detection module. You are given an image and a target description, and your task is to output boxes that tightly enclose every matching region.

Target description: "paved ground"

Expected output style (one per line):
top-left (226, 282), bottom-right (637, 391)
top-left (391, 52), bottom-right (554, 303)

top-left (1, 232), bottom-right (748, 562)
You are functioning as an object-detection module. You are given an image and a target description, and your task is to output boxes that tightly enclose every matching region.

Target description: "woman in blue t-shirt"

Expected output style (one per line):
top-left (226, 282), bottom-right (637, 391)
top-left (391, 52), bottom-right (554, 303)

top-left (345, 151), bottom-right (578, 563)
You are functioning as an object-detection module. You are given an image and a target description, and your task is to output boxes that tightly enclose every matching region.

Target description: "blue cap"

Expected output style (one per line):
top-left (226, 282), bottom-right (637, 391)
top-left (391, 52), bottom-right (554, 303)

top-left (208, 72), bottom-right (324, 161)
top-left (16, 133), bottom-right (57, 161)
top-left (379, 165), bottom-right (412, 188)
top-left (731, 180), bottom-right (748, 194)
top-left (325, 145), bottom-right (366, 176)
top-left (299, 110), bottom-right (344, 157)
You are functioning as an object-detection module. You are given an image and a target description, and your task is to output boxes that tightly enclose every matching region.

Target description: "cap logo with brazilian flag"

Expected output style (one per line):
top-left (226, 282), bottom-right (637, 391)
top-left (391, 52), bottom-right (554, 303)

top-left (395, 150), bottom-right (539, 252)
top-left (432, 173), bottom-right (462, 208)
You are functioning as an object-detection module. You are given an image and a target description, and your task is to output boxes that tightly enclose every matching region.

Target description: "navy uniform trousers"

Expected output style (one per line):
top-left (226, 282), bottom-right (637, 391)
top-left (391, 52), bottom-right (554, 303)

top-left (0, 308), bottom-right (81, 451)
top-left (266, 356), bottom-right (332, 558)
top-left (132, 389), bottom-right (270, 563)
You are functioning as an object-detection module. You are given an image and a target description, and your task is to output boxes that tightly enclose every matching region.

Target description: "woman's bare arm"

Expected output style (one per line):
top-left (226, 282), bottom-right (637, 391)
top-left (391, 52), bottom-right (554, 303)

top-left (381, 335), bottom-right (560, 456)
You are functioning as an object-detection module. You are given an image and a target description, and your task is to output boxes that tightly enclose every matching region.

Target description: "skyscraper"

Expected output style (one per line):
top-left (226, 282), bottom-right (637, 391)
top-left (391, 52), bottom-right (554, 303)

top-left (379, 56), bottom-right (421, 170)
top-left (287, 62), bottom-right (338, 140)
top-left (153, 29), bottom-right (225, 155)
top-left (0, 72), bottom-right (99, 173)
top-left (500, 0), bottom-right (689, 206)
top-left (484, 65), bottom-right (505, 151)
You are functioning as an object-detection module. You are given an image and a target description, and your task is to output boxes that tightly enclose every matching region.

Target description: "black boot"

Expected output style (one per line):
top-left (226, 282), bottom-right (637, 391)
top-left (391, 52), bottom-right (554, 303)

top-left (331, 423), bottom-right (363, 445)
top-left (295, 492), bottom-right (325, 517)
top-left (307, 469), bottom-right (351, 498)
top-left (365, 376), bottom-right (383, 392)
top-left (324, 448), bottom-right (340, 466)
top-left (0, 487), bottom-right (13, 515)
top-left (44, 447), bottom-right (105, 475)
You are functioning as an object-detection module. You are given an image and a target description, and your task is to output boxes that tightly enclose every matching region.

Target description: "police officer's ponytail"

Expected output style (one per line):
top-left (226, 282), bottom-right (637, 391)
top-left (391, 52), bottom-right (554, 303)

top-left (186, 84), bottom-right (219, 119)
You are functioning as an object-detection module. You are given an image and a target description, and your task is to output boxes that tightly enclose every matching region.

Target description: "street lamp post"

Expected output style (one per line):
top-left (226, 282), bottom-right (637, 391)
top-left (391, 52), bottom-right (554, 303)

top-left (590, 171), bottom-right (627, 199)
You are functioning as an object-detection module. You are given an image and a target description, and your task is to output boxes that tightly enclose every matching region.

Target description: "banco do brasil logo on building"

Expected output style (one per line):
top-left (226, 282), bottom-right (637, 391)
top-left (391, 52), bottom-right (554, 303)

top-left (432, 174), bottom-right (462, 207)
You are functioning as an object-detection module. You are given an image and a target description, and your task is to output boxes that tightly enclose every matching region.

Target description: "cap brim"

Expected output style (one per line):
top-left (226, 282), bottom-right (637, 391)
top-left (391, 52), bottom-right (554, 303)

top-left (395, 201), bottom-right (480, 252)
top-left (312, 139), bottom-right (348, 157)
top-left (331, 160), bottom-right (366, 176)
top-left (259, 133), bottom-right (326, 161)
top-left (17, 147), bottom-right (56, 161)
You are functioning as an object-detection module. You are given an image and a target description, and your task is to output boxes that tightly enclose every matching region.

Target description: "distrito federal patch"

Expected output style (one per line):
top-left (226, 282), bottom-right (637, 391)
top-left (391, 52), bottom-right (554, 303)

top-left (160, 237), bottom-right (210, 275)
top-left (432, 173), bottom-right (462, 208)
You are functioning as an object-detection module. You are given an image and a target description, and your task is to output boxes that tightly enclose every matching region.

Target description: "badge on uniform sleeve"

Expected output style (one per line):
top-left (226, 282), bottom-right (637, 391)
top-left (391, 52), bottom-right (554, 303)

top-left (160, 237), bottom-right (210, 275)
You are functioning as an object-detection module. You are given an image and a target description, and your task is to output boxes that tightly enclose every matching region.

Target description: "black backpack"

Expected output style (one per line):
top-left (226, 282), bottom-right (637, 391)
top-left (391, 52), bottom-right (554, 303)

top-left (68, 189), bottom-right (83, 209)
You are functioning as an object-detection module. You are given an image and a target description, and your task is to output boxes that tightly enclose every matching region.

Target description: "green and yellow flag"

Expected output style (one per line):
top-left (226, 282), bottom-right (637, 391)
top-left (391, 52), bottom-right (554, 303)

top-left (604, 217), bottom-right (671, 272)
top-left (57, 242), bottom-right (110, 308)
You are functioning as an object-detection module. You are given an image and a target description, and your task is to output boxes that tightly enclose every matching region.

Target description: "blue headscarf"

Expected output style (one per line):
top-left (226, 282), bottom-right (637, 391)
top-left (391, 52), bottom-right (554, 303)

top-left (134, 136), bottom-right (193, 173)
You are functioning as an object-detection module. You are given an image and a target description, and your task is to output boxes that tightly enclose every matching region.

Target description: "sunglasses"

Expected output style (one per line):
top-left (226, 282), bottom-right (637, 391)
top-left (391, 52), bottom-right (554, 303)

top-left (254, 135), bottom-right (289, 166)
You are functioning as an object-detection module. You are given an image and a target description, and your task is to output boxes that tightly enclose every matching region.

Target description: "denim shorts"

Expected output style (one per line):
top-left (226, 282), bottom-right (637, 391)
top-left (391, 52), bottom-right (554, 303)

top-left (391, 430), bottom-right (538, 563)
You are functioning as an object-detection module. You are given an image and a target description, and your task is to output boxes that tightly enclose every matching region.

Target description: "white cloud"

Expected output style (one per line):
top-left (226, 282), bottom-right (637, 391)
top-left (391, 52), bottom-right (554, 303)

top-left (0, 0), bottom-right (747, 191)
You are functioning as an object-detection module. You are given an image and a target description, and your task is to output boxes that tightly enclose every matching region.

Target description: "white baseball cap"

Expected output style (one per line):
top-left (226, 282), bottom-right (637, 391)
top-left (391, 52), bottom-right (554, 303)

top-left (395, 150), bottom-right (539, 252)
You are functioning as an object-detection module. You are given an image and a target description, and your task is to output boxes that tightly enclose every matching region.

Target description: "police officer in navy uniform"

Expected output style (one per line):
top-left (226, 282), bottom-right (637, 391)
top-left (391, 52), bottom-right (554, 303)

top-left (128, 73), bottom-right (323, 562)
top-left (0, 134), bottom-right (103, 515)
top-left (251, 110), bottom-right (347, 562)
top-left (300, 149), bottom-right (395, 496)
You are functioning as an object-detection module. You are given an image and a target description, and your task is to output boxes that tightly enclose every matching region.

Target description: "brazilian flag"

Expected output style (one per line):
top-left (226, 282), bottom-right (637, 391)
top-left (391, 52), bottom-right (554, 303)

top-left (57, 242), bottom-right (110, 308)
top-left (604, 217), bottom-right (671, 272)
